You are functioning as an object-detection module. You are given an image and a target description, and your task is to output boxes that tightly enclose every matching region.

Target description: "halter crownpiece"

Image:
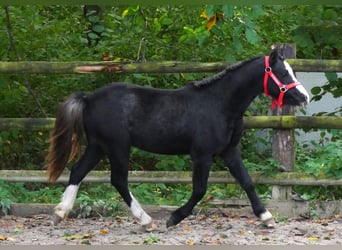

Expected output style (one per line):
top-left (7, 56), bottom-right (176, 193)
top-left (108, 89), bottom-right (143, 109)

top-left (263, 56), bottom-right (301, 109)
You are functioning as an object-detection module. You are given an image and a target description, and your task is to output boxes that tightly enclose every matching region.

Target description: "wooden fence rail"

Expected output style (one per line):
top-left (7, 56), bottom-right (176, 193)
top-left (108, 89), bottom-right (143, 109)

top-left (1, 116), bottom-right (342, 131)
top-left (0, 170), bottom-right (341, 186)
top-left (0, 59), bottom-right (342, 74)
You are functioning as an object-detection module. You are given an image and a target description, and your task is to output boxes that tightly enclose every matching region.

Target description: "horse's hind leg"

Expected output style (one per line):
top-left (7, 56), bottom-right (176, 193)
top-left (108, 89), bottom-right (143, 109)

top-left (53, 144), bottom-right (103, 225)
top-left (108, 148), bottom-right (154, 229)
top-left (221, 147), bottom-right (275, 228)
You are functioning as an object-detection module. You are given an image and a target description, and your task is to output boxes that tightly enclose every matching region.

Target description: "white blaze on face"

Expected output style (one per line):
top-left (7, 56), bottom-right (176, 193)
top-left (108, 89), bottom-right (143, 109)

top-left (284, 61), bottom-right (310, 103)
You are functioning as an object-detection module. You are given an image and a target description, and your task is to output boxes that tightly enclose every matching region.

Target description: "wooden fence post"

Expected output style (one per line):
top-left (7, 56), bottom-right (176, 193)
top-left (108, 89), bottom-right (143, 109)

top-left (271, 44), bottom-right (296, 201)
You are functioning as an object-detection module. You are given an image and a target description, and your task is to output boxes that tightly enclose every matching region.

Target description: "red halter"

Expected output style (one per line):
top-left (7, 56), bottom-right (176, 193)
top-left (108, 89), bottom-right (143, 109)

top-left (263, 56), bottom-right (301, 109)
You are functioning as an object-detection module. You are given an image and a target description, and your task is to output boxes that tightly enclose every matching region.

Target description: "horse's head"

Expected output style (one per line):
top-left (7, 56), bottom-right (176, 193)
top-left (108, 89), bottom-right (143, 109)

top-left (264, 49), bottom-right (310, 109)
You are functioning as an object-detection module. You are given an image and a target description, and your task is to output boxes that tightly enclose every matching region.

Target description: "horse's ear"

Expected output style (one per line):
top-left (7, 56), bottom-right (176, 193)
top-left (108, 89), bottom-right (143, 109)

top-left (269, 48), bottom-right (283, 65)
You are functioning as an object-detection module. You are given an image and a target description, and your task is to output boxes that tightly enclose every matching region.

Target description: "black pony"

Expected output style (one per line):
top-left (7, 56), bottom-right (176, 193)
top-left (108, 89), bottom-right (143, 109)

top-left (47, 49), bottom-right (309, 230)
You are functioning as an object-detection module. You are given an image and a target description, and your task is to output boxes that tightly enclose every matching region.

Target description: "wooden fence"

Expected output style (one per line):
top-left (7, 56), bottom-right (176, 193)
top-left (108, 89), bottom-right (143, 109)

top-left (1, 59), bottom-right (342, 74)
top-left (1, 56), bottom-right (342, 209)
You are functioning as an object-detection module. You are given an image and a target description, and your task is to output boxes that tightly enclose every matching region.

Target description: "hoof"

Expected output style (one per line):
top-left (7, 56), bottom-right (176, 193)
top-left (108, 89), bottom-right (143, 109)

top-left (143, 220), bottom-right (158, 232)
top-left (166, 212), bottom-right (185, 228)
top-left (52, 214), bottom-right (63, 226)
top-left (262, 217), bottom-right (275, 228)
top-left (166, 218), bottom-right (175, 228)
top-left (260, 210), bottom-right (275, 228)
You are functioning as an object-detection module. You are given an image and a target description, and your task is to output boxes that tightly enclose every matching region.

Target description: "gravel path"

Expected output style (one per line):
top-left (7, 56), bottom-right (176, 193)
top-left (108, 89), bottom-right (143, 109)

top-left (1, 209), bottom-right (341, 245)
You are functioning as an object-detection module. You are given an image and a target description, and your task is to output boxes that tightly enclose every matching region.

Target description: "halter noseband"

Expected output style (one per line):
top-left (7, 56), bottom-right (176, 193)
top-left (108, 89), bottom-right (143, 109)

top-left (263, 56), bottom-right (301, 109)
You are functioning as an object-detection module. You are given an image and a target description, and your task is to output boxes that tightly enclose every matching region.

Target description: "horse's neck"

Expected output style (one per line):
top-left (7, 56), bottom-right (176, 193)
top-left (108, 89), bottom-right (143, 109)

top-left (218, 58), bottom-right (264, 114)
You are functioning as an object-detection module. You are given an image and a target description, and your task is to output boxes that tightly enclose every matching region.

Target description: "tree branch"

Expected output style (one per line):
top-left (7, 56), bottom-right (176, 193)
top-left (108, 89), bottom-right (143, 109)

top-left (4, 6), bottom-right (48, 118)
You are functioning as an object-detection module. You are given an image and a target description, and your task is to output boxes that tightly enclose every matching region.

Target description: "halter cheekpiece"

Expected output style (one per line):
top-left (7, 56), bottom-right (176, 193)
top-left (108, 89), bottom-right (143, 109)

top-left (263, 56), bottom-right (301, 109)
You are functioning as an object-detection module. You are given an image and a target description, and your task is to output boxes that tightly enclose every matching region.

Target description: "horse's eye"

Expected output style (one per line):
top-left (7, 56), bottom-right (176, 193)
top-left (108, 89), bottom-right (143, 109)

top-left (281, 71), bottom-right (288, 77)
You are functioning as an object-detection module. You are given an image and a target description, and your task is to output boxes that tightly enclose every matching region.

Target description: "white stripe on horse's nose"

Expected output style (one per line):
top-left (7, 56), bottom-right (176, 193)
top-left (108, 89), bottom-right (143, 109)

top-left (284, 61), bottom-right (310, 104)
top-left (296, 84), bottom-right (310, 104)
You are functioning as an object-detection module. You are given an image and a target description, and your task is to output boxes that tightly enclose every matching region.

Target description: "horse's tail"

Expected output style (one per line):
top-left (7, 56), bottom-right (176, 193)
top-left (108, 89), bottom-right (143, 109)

top-left (46, 93), bottom-right (87, 182)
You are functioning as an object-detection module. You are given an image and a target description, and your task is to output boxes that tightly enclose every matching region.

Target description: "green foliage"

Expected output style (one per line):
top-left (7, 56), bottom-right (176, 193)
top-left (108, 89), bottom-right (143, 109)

top-left (143, 233), bottom-right (160, 244)
top-left (74, 184), bottom-right (123, 218)
top-left (128, 183), bottom-right (190, 206)
top-left (311, 73), bottom-right (342, 115)
top-left (294, 136), bottom-right (342, 201)
top-left (130, 148), bottom-right (192, 171)
top-left (296, 137), bottom-right (342, 179)
top-left (244, 157), bottom-right (285, 176)
top-left (0, 130), bottom-right (49, 170)
top-left (290, 6), bottom-right (342, 59)
top-left (0, 180), bottom-right (13, 215)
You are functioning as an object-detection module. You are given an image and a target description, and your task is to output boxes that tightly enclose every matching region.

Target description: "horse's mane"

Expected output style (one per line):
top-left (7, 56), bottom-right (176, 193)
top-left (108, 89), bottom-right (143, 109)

top-left (192, 56), bottom-right (261, 88)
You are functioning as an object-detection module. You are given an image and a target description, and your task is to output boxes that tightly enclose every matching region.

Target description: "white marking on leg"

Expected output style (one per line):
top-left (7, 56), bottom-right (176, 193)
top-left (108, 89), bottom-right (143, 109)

top-left (130, 192), bottom-right (152, 226)
top-left (55, 185), bottom-right (79, 219)
top-left (260, 210), bottom-right (275, 228)
top-left (284, 61), bottom-right (310, 103)
top-left (260, 210), bottom-right (273, 222)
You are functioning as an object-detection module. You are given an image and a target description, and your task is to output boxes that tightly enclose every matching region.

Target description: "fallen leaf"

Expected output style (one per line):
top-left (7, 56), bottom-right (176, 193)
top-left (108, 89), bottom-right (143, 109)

top-left (115, 216), bottom-right (127, 223)
top-left (65, 233), bottom-right (94, 241)
top-left (239, 231), bottom-right (245, 236)
top-left (256, 230), bottom-right (271, 236)
top-left (208, 239), bottom-right (221, 245)
top-left (183, 226), bottom-right (191, 231)
top-left (222, 211), bottom-right (232, 217)
top-left (144, 222), bottom-right (158, 232)
top-left (100, 229), bottom-right (108, 235)
top-left (247, 219), bottom-right (256, 224)
top-left (0, 235), bottom-right (8, 241)
top-left (308, 237), bottom-right (320, 241)
top-left (203, 233), bottom-right (212, 238)
top-left (187, 240), bottom-right (195, 245)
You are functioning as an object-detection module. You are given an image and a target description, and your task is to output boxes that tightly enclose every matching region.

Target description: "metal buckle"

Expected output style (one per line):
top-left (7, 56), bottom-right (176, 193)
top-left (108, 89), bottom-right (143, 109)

top-left (280, 86), bottom-right (287, 92)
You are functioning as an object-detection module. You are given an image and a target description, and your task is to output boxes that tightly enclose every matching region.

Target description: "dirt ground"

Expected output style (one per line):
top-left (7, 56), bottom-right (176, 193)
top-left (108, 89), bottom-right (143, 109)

top-left (1, 207), bottom-right (342, 245)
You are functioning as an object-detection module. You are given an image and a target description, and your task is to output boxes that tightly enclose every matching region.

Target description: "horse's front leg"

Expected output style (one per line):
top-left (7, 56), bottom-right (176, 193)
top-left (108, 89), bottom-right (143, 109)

top-left (221, 147), bottom-right (275, 228)
top-left (167, 155), bottom-right (212, 227)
